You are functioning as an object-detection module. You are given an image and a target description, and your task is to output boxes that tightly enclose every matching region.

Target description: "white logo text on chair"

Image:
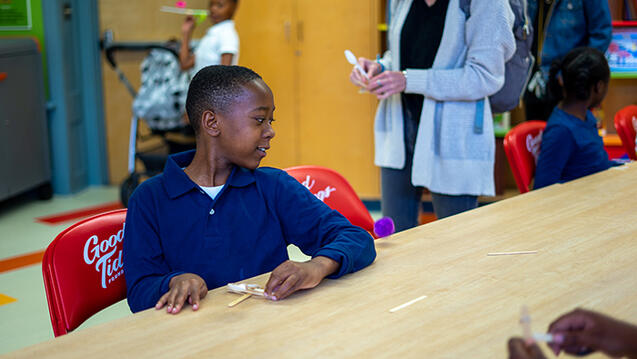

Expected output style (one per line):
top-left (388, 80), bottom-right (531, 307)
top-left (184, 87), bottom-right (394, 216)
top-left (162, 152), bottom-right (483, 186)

top-left (526, 131), bottom-right (543, 164)
top-left (83, 223), bottom-right (125, 289)
top-left (301, 175), bottom-right (336, 202)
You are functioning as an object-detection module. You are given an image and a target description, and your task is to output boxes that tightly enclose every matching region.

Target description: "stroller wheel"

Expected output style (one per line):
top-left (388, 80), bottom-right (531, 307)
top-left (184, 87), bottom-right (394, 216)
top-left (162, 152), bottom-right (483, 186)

top-left (120, 173), bottom-right (140, 207)
top-left (37, 182), bottom-right (53, 200)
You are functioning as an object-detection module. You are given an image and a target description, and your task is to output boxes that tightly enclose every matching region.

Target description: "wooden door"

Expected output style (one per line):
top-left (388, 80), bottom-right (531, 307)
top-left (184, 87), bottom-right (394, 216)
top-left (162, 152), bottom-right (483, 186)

top-left (234, 0), bottom-right (299, 169)
top-left (296, 0), bottom-right (380, 198)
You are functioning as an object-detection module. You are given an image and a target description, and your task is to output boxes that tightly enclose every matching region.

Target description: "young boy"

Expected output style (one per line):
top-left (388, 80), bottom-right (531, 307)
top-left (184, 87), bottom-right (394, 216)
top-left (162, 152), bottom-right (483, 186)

top-left (123, 65), bottom-right (376, 314)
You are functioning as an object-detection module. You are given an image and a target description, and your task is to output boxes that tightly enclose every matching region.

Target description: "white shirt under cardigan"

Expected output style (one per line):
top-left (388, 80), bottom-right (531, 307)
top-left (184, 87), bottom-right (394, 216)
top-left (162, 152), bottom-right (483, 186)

top-left (375, 0), bottom-right (515, 196)
top-left (192, 19), bottom-right (239, 75)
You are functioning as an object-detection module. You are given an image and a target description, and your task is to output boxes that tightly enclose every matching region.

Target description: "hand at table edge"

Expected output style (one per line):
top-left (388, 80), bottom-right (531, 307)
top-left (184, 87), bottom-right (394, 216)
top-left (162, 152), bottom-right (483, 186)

top-left (264, 256), bottom-right (339, 301)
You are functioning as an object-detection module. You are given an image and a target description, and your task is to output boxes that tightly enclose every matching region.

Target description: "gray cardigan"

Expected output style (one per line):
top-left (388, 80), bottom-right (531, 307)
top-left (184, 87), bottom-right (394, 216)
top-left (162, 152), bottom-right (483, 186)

top-left (375, 0), bottom-right (515, 196)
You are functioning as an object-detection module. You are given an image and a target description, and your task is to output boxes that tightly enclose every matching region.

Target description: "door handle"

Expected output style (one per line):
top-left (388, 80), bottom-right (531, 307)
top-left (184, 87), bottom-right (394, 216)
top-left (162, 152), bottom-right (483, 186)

top-left (0, 72), bottom-right (7, 82)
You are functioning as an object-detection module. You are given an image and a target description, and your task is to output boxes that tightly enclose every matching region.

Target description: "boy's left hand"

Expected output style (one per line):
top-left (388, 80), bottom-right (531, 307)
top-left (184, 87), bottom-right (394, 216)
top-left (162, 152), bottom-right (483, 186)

top-left (264, 256), bottom-right (339, 300)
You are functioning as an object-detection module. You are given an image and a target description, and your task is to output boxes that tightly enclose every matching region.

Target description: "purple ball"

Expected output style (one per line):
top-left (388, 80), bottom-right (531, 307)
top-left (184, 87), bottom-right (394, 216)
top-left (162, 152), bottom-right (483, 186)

top-left (373, 217), bottom-right (395, 238)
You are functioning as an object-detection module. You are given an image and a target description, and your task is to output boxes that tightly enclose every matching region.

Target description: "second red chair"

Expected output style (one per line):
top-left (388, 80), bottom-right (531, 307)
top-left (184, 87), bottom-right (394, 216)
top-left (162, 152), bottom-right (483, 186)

top-left (503, 121), bottom-right (547, 193)
top-left (284, 165), bottom-right (376, 238)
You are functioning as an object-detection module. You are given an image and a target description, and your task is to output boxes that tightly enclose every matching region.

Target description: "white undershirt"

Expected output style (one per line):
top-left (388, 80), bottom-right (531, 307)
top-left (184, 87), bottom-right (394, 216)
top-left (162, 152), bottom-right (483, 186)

top-left (182, 168), bottom-right (225, 199)
top-left (199, 184), bottom-right (224, 200)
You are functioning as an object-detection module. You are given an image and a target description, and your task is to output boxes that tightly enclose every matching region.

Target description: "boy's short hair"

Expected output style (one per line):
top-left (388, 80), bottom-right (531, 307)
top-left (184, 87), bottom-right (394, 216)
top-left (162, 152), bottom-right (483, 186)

top-left (186, 65), bottom-right (262, 135)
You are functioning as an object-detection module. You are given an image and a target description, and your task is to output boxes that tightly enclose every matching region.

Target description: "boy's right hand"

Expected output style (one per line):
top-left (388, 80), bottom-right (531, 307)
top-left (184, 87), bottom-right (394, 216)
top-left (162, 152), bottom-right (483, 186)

top-left (349, 57), bottom-right (382, 88)
top-left (156, 273), bottom-right (207, 314)
top-left (264, 257), bottom-right (339, 300)
top-left (547, 308), bottom-right (637, 358)
top-left (181, 16), bottom-right (196, 36)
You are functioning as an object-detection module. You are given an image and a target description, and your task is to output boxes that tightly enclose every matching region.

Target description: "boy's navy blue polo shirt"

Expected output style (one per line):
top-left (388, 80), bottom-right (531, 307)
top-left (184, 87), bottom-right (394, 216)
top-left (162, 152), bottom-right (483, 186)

top-left (535, 108), bottom-right (616, 189)
top-left (123, 150), bottom-right (376, 312)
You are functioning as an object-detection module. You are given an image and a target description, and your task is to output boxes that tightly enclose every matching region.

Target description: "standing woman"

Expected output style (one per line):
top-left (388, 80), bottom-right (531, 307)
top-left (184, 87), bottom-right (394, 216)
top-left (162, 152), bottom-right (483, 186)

top-left (180, 0), bottom-right (239, 74)
top-left (350, 0), bottom-right (515, 231)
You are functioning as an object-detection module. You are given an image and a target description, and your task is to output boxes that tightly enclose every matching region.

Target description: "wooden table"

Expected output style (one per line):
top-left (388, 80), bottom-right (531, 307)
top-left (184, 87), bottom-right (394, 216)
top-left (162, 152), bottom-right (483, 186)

top-left (7, 163), bottom-right (637, 358)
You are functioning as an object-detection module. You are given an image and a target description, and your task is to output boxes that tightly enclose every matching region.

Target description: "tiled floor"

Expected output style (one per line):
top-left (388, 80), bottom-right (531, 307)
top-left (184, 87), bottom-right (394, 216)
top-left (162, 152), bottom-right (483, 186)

top-left (0, 186), bottom-right (131, 354)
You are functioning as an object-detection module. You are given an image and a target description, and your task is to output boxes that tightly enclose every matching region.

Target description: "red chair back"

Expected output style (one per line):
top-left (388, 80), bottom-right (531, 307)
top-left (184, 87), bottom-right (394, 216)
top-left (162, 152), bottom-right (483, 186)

top-left (42, 209), bottom-right (127, 337)
top-left (284, 165), bottom-right (376, 237)
top-left (503, 121), bottom-right (547, 193)
top-left (614, 105), bottom-right (637, 161)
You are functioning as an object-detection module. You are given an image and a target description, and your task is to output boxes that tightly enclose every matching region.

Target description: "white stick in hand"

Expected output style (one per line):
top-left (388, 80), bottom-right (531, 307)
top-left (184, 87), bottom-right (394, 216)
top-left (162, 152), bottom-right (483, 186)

top-left (345, 50), bottom-right (370, 80)
top-left (532, 333), bottom-right (554, 342)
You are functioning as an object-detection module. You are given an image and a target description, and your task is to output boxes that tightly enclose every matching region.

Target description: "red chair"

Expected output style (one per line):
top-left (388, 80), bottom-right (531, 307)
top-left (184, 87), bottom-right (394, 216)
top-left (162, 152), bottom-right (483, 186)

top-left (42, 209), bottom-right (127, 337)
top-left (503, 121), bottom-right (547, 193)
top-left (284, 165), bottom-right (376, 238)
top-left (614, 105), bottom-right (637, 161)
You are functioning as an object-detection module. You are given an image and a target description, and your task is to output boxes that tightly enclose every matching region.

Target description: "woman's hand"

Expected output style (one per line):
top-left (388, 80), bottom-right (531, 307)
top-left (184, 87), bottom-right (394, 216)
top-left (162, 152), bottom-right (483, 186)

top-left (350, 57), bottom-right (382, 88)
top-left (507, 338), bottom-right (547, 359)
top-left (366, 71), bottom-right (406, 100)
top-left (264, 256), bottom-right (339, 300)
top-left (156, 273), bottom-right (208, 314)
top-left (547, 308), bottom-right (637, 358)
top-left (181, 15), bottom-right (196, 36)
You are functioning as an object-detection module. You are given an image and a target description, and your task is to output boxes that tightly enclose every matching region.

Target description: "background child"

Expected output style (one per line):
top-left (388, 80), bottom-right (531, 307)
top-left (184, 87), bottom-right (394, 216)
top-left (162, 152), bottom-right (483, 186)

top-left (179, 0), bottom-right (239, 74)
top-left (534, 47), bottom-right (619, 190)
top-left (123, 65), bottom-right (376, 314)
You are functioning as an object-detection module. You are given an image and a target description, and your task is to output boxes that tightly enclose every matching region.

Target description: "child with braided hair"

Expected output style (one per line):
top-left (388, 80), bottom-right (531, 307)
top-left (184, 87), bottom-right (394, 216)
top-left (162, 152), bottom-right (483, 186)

top-left (534, 47), bottom-right (620, 189)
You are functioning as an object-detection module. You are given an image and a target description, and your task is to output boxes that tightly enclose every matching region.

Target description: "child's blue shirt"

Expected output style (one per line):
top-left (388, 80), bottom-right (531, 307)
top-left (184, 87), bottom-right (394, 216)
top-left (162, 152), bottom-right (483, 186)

top-left (535, 107), bottom-right (614, 189)
top-left (123, 150), bottom-right (376, 312)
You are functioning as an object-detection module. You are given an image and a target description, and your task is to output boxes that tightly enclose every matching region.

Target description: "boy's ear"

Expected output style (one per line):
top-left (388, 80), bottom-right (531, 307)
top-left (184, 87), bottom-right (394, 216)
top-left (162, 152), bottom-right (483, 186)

top-left (201, 110), bottom-right (220, 137)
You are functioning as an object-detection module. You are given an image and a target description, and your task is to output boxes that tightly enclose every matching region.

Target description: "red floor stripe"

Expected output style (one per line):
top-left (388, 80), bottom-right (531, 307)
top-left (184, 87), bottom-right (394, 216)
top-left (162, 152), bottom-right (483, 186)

top-left (0, 251), bottom-right (45, 273)
top-left (35, 201), bottom-right (123, 225)
top-left (419, 213), bottom-right (437, 225)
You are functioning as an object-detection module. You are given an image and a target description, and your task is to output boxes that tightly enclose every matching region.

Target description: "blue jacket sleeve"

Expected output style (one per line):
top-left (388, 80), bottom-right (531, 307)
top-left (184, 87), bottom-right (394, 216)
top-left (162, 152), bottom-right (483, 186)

top-left (534, 125), bottom-right (575, 189)
top-left (584, 0), bottom-right (612, 53)
top-left (272, 171), bottom-right (376, 278)
top-left (123, 184), bottom-right (184, 313)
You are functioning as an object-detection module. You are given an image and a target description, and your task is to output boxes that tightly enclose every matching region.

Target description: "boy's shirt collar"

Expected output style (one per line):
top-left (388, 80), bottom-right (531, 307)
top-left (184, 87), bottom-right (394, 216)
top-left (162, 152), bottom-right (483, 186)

top-left (163, 150), bottom-right (256, 199)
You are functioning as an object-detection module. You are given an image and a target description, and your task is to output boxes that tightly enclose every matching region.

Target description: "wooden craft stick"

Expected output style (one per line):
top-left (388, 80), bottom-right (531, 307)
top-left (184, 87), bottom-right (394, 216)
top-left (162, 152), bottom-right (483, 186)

top-left (487, 250), bottom-right (538, 256)
top-left (389, 295), bottom-right (427, 313)
top-left (159, 6), bottom-right (208, 16)
top-left (228, 293), bottom-right (252, 307)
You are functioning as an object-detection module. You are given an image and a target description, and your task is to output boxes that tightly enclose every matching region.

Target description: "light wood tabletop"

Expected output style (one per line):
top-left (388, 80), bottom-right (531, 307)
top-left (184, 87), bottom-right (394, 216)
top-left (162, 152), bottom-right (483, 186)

top-left (6, 163), bottom-right (637, 358)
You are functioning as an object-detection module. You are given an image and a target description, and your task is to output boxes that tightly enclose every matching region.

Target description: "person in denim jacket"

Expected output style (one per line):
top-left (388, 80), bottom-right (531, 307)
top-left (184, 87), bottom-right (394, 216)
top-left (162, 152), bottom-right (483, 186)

top-left (524, 0), bottom-right (612, 122)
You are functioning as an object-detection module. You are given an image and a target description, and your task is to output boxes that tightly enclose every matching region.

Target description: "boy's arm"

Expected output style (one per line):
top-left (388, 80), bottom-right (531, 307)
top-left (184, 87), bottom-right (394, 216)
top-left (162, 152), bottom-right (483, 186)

top-left (123, 189), bottom-right (185, 313)
top-left (179, 17), bottom-right (196, 71)
top-left (534, 126), bottom-right (575, 189)
top-left (273, 172), bottom-right (376, 278)
top-left (218, 25), bottom-right (239, 66)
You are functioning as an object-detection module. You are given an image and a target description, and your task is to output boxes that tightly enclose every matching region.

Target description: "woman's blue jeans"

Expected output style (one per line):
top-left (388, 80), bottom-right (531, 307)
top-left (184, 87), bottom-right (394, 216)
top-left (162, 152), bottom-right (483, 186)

top-left (381, 165), bottom-right (478, 232)
top-left (380, 98), bottom-right (477, 232)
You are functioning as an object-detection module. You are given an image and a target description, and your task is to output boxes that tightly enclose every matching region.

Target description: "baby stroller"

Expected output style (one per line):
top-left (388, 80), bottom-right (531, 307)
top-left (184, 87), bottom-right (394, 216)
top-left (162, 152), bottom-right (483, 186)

top-left (102, 31), bottom-right (195, 207)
